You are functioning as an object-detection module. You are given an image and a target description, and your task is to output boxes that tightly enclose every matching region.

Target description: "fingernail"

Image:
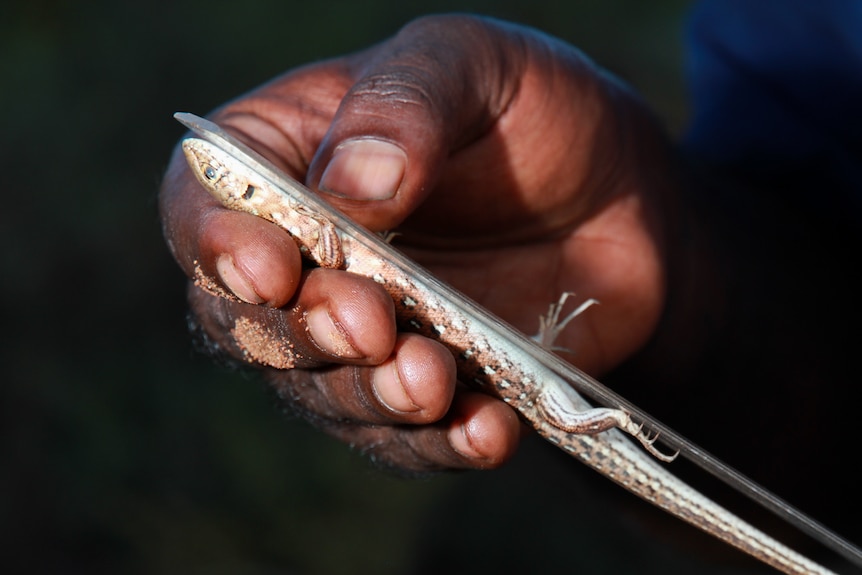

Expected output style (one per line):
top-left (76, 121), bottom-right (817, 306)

top-left (305, 306), bottom-right (362, 358)
top-left (319, 138), bottom-right (406, 200)
top-left (372, 361), bottom-right (420, 413)
top-left (216, 254), bottom-right (264, 304)
top-left (448, 421), bottom-right (483, 459)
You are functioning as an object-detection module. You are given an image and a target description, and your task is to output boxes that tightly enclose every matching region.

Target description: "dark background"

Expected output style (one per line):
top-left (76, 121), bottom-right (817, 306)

top-left (4, 1), bottom-right (797, 573)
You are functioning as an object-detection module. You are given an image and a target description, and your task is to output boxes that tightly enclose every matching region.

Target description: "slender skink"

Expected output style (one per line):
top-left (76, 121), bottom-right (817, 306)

top-left (174, 112), bottom-right (856, 574)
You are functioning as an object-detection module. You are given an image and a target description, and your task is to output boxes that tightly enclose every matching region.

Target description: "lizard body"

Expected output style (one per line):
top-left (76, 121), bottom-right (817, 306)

top-left (176, 113), bottom-right (841, 574)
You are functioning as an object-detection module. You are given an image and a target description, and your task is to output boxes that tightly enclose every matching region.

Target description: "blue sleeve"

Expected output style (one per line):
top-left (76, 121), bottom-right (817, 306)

top-left (683, 0), bottom-right (862, 216)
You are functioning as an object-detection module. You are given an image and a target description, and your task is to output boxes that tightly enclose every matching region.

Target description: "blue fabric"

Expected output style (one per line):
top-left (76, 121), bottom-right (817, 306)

top-left (684, 0), bottom-right (862, 215)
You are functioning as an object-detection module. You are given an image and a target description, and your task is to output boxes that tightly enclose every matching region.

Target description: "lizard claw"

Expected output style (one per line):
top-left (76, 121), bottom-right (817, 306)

top-left (378, 230), bottom-right (400, 244)
top-left (635, 427), bottom-right (678, 462)
top-left (622, 415), bottom-right (677, 461)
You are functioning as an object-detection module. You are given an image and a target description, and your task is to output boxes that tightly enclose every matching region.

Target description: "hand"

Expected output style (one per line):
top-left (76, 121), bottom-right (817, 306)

top-left (160, 14), bottom-right (678, 473)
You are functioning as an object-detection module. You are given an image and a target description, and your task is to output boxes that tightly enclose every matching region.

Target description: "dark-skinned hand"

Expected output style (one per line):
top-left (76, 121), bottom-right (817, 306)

top-left (160, 14), bottom-right (679, 474)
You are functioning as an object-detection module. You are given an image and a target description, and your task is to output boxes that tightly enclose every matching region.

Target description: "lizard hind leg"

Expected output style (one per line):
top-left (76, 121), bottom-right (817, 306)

top-left (536, 383), bottom-right (678, 463)
top-left (532, 293), bottom-right (678, 462)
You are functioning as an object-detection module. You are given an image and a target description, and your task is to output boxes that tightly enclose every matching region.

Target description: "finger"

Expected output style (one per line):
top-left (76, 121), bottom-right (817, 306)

top-left (160, 145), bottom-right (303, 308)
top-left (359, 391), bottom-right (521, 472)
top-left (305, 15), bottom-right (528, 232)
top-left (267, 332), bottom-right (458, 427)
top-left (188, 267), bottom-right (398, 369)
top-left (286, 387), bottom-right (521, 473)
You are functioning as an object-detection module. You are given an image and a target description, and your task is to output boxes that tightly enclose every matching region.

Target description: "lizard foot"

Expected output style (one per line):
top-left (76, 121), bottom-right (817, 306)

top-left (537, 384), bottom-right (678, 462)
top-left (533, 292), bottom-right (599, 350)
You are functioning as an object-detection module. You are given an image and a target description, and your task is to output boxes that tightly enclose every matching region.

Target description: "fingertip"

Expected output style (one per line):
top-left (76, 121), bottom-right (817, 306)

top-left (371, 334), bottom-right (457, 421)
top-left (201, 210), bottom-right (302, 308)
top-left (448, 392), bottom-right (521, 468)
top-left (301, 269), bottom-right (397, 363)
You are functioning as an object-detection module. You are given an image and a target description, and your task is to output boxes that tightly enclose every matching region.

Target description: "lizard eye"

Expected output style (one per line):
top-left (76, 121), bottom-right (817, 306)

top-left (242, 185), bottom-right (255, 200)
top-left (203, 165), bottom-right (217, 180)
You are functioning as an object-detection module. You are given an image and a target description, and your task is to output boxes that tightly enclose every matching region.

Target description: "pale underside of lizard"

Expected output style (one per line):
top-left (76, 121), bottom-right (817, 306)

top-left (173, 112), bottom-right (850, 574)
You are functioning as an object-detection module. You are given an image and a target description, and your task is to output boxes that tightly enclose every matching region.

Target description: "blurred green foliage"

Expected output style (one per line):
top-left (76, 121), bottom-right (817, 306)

top-left (1, 1), bottom-right (695, 573)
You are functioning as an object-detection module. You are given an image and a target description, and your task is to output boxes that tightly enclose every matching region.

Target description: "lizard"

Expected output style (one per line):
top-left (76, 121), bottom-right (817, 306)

top-left (174, 111), bottom-right (853, 574)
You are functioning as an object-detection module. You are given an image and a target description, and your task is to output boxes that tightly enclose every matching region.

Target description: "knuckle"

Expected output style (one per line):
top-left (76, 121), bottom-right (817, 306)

top-left (188, 287), bottom-right (327, 371)
top-left (266, 362), bottom-right (498, 475)
top-left (344, 425), bottom-right (452, 476)
top-left (265, 367), bottom-right (463, 474)
top-left (346, 68), bottom-right (444, 123)
top-left (268, 365), bottom-right (380, 424)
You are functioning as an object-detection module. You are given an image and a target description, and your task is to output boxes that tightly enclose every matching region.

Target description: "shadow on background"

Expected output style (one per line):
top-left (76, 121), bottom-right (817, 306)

top-left (1, 1), bottom-right (694, 573)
